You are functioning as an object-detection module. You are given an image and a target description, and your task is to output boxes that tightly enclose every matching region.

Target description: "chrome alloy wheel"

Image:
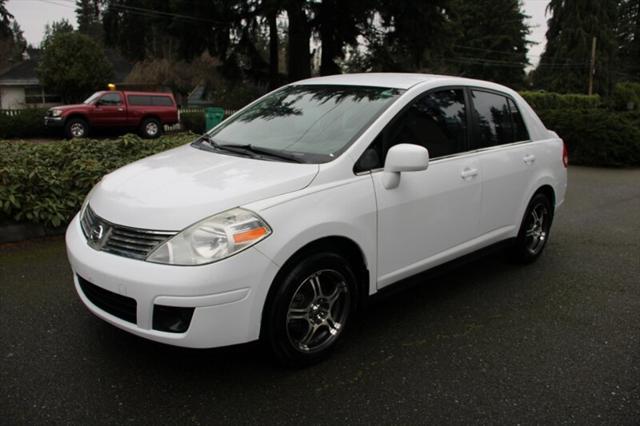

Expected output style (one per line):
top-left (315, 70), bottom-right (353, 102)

top-left (145, 121), bottom-right (159, 136)
top-left (70, 123), bottom-right (86, 137)
top-left (525, 203), bottom-right (549, 255)
top-left (286, 269), bottom-right (351, 353)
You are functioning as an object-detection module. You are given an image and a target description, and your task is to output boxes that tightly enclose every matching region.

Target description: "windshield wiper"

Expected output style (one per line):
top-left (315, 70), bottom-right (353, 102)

top-left (197, 135), bottom-right (304, 163)
top-left (221, 143), bottom-right (305, 163)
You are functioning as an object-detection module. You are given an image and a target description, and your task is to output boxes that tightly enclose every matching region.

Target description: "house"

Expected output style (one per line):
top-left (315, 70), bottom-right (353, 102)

top-left (0, 49), bottom-right (133, 110)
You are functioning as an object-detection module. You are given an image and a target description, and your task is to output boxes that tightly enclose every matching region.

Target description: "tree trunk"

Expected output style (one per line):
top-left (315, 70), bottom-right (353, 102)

top-left (286, 5), bottom-right (311, 81)
top-left (319, 0), bottom-right (340, 75)
top-left (268, 10), bottom-right (279, 86)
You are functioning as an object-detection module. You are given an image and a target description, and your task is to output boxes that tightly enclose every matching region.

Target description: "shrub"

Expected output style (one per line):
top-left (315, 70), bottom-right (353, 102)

top-left (0, 133), bottom-right (196, 228)
top-left (180, 111), bottom-right (205, 134)
top-left (538, 109), bottom-right (640, 167)
top-left (0, 109), bottom-right (49, 139)
top-left (610, 82), bottom-right (640, 111)
top-left (520, 91), bottom-right (601, 111)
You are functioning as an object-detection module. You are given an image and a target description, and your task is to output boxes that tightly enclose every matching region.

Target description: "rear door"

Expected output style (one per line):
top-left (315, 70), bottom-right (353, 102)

top-left (468, 89), bottom-right (535, 236)
top-left (365, 88), bottom-right (483, 288)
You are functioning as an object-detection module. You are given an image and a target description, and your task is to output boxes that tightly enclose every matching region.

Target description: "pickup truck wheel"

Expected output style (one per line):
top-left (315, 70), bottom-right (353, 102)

top-left (65, 118), bottom-right (89, 139)
top-left (140, 118), bottom-right (163, 139)
top-left (263, 252), bottom-right (358, 367)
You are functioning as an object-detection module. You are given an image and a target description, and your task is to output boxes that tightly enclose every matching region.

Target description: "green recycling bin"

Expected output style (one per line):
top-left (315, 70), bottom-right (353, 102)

top-left (205, 107), bottom-right (225, 131)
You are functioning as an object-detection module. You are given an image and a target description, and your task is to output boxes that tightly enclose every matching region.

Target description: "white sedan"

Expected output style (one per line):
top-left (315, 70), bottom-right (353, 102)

top-left (66, 73), bottom-right (568, 366)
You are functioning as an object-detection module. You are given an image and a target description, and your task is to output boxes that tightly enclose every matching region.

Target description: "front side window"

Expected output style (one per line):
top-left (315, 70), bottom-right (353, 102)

top-left (99, 92), bottom-right (122, 106)
top-left (206, 85), bottom-right (404, 163)
top-left (355, 88), bottom-right (467, 172)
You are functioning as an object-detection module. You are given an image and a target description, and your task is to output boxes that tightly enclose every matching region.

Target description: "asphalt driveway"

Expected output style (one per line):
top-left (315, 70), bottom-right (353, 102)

top-left (1, 166), bottom-right (639, 424)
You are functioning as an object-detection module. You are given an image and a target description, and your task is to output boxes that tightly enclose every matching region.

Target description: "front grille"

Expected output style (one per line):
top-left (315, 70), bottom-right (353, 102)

top-left (77, 275), bottom-right (137, 323)
top-left (80, 205), bottom-right (177, 260)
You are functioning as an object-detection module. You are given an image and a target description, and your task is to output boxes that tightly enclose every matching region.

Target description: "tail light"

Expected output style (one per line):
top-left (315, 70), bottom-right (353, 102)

top-left (562, 142), bottom-right (569, 168)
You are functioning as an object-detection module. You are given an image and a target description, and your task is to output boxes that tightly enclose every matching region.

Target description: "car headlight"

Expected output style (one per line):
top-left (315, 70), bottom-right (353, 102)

top-left (146, 208), bottom-right (272, 266)
top-left (51, 109), bottom-right (62, 117)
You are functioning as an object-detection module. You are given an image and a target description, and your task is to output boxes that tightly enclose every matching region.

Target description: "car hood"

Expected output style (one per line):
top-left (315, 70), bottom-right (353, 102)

top-left (89, 144), bottom-right (320, 230)
top-left (52, 104), bottom-right (92, 112)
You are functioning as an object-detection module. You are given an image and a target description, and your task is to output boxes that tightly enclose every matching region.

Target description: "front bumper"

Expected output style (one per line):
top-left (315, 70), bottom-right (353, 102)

top-left (44, 116), bottom-right (64, 127)
top-left (66, 214), bottom-right (279, 348)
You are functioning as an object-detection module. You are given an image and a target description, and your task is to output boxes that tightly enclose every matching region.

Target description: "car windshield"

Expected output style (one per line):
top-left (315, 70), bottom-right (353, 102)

top-left (205, 85), bottom-right (404, 163)
top-left (83, 92), bottom-right (103, 104)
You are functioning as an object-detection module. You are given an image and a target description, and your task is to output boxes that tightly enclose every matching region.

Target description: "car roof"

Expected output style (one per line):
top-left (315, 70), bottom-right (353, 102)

top-left (122, 91), bottom-right (174, 96)
top-left (295, 73), bottom-right (495, 90)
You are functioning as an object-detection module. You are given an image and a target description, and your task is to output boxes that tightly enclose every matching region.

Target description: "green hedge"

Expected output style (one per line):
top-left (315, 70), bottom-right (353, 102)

top-left (0, 108), bottom-right (49, 139)
top-left (0, 133), bottom-right (196, 228)
top-left (611, 82), bottom-right (640, 111)
top-left (520, 91), bottom-right (601, 111)
top-left (539, 109), bottom-right (640, 167)
top-left (180, 111), bottom-right (205, 134)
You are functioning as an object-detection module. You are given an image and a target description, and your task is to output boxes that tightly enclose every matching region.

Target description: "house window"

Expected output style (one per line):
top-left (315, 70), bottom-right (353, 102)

top-left (24, 86), bottom-right (61, 105)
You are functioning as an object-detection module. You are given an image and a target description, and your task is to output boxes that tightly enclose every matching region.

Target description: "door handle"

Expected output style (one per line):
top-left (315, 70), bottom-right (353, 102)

top-left (117, 108), bottom-right (124, 112)
top-left (523, 154), bottom-right (536, 165)
top-left (460, 167), bottom-right (479, 180)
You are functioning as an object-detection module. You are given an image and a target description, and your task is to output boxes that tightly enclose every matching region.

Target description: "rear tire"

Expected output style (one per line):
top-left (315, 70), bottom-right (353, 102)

top-left (263, 252), bottom-right (359, 367)
top-left (510, 193), bottom-right (554, 264)
top-left (140, 118), bottom-right (163, 139)
top-left (65, 118), bottom-right (89, 139)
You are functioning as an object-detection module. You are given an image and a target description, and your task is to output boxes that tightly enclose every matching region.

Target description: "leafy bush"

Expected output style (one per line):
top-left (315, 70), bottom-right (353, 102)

top-left (610, 82), bottom-right (640, 111)
top-left (0, 109), bottom-right (49, 139)
top-left (180, 111), bottom-right (205, 134)
top-left (520, 91), bottom-right (601, 111)
top-left (0, 133), bottom-right (196, 228)
top-left (539, 109), bottom-right (640, 167)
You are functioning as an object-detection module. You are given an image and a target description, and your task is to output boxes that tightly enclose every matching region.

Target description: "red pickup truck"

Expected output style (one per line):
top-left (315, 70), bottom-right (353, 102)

top-left (45, 90), bottom-right (179, 139)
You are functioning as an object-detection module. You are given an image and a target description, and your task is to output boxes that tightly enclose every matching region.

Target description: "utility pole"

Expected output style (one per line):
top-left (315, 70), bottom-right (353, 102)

top-left (588, 36), bottom-right (597, 96)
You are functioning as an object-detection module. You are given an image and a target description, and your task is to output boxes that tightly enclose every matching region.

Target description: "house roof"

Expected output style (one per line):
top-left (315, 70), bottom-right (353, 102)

top-left (0, 49), bottom-right (132, 86)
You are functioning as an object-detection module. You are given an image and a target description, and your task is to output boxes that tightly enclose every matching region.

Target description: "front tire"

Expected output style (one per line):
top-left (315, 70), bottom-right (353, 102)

top-left (65, 118), bottom-right (89, 139)
top-left (510, 193), bottom-right (554, 264)
top-left (263, 252), bottom-right (359, 367)
top-left (140, 118), bottom-right (163, 139)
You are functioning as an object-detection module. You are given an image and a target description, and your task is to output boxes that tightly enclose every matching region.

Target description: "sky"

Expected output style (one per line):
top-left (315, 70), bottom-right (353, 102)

top-left (6, 0), bottom-right (551, 67)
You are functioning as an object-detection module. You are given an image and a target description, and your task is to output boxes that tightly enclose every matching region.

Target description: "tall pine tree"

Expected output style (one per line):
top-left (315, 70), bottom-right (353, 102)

top-left (449, 0), bottom-right (530, 89)
top-left (534, 0), bottom-right (618, 94)
top-left (617, 0), bottom-right (640, 81)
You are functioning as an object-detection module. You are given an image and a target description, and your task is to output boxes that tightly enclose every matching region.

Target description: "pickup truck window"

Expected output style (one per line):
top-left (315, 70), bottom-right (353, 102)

top-left (99, 93), bottom-right (122, 106)
top-left (128, 95), bottom-right (173, 107)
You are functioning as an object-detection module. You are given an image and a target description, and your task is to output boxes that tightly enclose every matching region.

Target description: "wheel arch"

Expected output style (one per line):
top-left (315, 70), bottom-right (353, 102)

top-left (64, 113), bottom-right (89, 126)
top-left (259, 235), bottom-right (370, 339)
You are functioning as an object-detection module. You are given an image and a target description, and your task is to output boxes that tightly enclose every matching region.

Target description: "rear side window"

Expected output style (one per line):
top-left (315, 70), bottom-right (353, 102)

top-left (127, 95), bottom-right (173, 106)
top-left (128, 95), bottom-right (151, 106)
top-left (470, 90), bottom-right (514, 148)
top-left (152, 96), bottom-right (173, 106)
top-left (508, 99), bottom-right (530, 142)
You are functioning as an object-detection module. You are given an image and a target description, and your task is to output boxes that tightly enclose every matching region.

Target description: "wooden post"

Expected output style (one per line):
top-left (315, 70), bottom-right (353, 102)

top-left (588, 37), bottom-right (597, 95)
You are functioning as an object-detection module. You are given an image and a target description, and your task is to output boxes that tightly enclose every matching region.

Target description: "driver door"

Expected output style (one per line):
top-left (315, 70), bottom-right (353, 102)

top-left (368, 88), bottom-right (483, 288)
top-left (92, 92), bottom-right (126, 126)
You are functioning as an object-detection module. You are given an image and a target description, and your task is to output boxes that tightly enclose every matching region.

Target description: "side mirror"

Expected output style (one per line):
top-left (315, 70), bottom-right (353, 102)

top-left (382, 143), bottom-right (429, 189)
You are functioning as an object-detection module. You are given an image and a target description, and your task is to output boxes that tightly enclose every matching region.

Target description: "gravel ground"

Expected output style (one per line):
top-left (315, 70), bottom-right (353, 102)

top-left (1, 166), bottom-right (639, 425)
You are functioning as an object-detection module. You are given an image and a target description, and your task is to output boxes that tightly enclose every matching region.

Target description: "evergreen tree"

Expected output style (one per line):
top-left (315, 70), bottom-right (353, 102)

top-left (450, 0), bottom-right (530, 89)
top-left (0, 0), bottom-right (12, 38)
top-left (76, 0), bottom-right (104, 42)
top-left (534, 0), bottom-right (618, 94)
top-left (617, 0), bottom-right (640, 81)
top-left (42, 19), bottom-right (74, 50)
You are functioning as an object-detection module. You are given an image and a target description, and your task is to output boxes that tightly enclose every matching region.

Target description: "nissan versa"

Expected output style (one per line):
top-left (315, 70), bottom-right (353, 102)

top-left (66, 73), bottom-right (568, 365)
